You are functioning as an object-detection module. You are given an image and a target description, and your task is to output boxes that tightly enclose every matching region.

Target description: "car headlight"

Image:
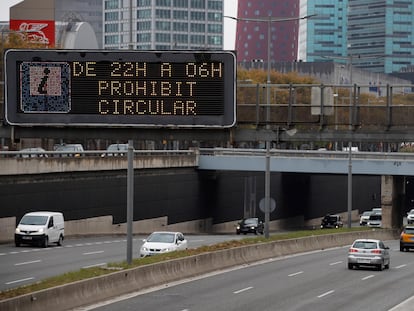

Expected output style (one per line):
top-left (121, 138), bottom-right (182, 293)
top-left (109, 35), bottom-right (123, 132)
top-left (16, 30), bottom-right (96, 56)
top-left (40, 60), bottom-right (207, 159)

top-left (236, 225), bottom-right (240, 230)
top-left (250, 226), bottom-right (255, 230)
top-left (15, 228), bottom-right (20, 234)
top-left (141, 247), bottom-right (149, 252)
top-left (38, 228), bottom-right (44, 233)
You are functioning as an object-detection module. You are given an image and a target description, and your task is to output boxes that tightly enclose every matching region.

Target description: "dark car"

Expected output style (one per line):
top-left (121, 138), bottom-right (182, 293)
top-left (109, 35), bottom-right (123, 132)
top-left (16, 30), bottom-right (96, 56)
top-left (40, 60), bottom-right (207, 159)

top-left (236, 218), bottom-right (264, 235)
top-left (320, 214), bottom-right (343, 229)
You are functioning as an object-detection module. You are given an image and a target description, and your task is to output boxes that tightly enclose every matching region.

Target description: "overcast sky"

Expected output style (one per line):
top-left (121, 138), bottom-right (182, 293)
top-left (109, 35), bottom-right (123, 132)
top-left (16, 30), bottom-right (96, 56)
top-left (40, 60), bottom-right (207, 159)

top-left (0, 0), bottom-right (237, 49)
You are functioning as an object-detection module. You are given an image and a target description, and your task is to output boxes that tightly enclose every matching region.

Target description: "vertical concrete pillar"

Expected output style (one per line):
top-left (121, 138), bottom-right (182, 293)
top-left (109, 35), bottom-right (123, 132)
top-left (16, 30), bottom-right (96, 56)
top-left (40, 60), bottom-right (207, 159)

top-left (381, 175), bottom-right (405, 228)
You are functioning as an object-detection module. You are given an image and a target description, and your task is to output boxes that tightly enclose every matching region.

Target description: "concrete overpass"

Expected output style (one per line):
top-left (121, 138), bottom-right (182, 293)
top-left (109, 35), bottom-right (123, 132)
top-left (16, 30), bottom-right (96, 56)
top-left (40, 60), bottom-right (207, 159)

top-left (1, 148), bottom-right (412, 229)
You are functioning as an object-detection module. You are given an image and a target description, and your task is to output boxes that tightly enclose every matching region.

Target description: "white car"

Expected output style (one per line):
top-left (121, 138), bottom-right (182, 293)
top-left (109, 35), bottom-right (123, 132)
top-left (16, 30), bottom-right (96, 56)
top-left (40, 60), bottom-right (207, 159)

top-left (140, 231), bottom-right (188, 257)
top-left (359, 211), bottom-right (373, 226)
top-left (407, 209), bottom-right (414, 224)
top-left (367, 213), bottom-right (382, 228)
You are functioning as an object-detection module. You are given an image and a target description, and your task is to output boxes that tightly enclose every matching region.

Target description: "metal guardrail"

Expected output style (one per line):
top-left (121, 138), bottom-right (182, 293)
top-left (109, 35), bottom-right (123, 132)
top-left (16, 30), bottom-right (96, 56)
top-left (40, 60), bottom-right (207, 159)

top-left (0, 149), bottom-right (197, 158)
top-left (199, 147), bottom-right (414, 161)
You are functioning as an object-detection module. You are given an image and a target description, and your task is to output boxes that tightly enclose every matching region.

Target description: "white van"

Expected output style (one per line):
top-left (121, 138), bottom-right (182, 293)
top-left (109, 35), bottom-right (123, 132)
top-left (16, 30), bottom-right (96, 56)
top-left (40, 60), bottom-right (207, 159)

top-left (15, 211), bottom-right (64, 247)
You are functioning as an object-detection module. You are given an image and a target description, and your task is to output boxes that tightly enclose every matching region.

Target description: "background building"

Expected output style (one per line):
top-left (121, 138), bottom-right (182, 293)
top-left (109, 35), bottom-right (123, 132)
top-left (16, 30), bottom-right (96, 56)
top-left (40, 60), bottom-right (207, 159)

top-left (103, 0), bottom-right (224, 50)
top-left (9, 0), bottom-right (101, 48)
top-left (235, 0), bottom-right (300, 65)
top-left (298, 0), bottom-right (347, 63)
top-left (299, 0), bottom-right (414, 75)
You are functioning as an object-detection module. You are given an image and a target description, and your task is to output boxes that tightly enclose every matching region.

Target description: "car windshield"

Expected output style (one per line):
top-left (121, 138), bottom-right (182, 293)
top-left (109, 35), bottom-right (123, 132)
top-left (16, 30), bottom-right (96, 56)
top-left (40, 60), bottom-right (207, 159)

top-left (147, 233), bottom-right (175, 243)
top-left (107, 144), bottom-right (128, 151)
top-left (404, 228), bottom-right (414, 234)
top-left (362, 211), bottom-right (372, 216)
top-left (20, 215), bottom-right (48, 225)
top-left (408, 210), bottom-right (414, 215)
top-left (369, 215), bottom-right (381, 220)
top-left (353, 241), bottom-right (378, 249)
top-left (243, 218), bottom-right (258, 225)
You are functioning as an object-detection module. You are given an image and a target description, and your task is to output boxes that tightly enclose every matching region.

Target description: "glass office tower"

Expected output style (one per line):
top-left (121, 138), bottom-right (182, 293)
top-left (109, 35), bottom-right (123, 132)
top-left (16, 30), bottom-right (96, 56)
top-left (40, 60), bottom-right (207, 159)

top-left (300, 0), bottom-right (414, 74)
top-left (298, 0), bottom-right (348, 63)
top-left (103, 0), bottom-right (224, 50)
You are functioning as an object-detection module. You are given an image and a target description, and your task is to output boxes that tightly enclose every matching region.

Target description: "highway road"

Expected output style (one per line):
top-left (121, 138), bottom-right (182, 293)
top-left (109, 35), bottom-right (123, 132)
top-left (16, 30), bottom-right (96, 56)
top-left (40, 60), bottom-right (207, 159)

top-left (0, 234), bottom-right (245, 292)
top-left (75, 239), bottom-right (414, 311)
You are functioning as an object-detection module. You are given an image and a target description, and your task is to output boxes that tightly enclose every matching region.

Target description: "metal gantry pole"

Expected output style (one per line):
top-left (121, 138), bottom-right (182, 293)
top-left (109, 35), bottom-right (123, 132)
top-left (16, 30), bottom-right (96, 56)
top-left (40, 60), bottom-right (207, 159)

top-left (126, 140), bottom-right (134, 264)
top-left (264, 18), bottom-right (271, 239)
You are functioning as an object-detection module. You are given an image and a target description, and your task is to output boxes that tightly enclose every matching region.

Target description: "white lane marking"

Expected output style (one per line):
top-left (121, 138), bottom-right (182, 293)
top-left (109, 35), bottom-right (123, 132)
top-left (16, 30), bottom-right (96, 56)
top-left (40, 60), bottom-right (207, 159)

top-left (329, 261), bottom-right (343, 266)
top-left (0, 253), bottom-right (5, 256)
top-left (189, 239), bottom-right (204, 243)
top-left (288, 271), bottom-right (304, 277)
top-left (233, 286), bottom-right (253, 294)
top-left (6, 277), bottom-right (34, 285)
top-left (15, 259), bottom-right (41, 266)
top-left (317, 290), bottom-right (335, 298)
top-left (82, 263), bottom-right (106, 269)
top-left (389, 294), bottom-right (414, 311)
top-left (83, 251), bottom-right (104, 255)
top-left (362, 275), bottom-right (375, 281)
top-left (394, 264), bottom-right (406, 269)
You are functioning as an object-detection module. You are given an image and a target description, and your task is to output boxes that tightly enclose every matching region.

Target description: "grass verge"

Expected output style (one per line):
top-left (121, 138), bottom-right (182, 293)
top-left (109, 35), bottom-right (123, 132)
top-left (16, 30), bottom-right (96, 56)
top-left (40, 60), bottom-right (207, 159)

top-left (0, 227), bottom-right (372, 300)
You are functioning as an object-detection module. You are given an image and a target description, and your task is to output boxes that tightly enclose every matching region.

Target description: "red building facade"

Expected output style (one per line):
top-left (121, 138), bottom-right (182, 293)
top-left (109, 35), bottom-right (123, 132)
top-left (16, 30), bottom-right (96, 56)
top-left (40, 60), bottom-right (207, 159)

top-left (235, 0), bottom-right (300, 65)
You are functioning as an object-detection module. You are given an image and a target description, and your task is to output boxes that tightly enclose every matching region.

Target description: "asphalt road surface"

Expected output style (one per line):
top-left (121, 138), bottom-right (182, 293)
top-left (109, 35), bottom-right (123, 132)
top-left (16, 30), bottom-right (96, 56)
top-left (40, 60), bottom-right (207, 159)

top-left (74, 239), bottom-right (414, 311)
top-left (0, 234), bottom-right (245, 292)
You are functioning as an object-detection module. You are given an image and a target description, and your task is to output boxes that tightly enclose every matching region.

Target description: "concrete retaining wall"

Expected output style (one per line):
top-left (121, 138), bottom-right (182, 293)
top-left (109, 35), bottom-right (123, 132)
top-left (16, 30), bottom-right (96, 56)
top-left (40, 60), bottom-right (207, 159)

top-left (0, 210), bottom-right (365, 243)
top-left (0, 229), bottom-right (398, 311)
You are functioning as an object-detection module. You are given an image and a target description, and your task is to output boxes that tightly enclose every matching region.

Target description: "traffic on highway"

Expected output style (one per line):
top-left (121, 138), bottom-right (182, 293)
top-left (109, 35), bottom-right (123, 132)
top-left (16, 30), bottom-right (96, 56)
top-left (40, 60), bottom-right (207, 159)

top-left (0, 234), bottom-right (245, 292)
top-left (73, 239), bottom-right (414, 311)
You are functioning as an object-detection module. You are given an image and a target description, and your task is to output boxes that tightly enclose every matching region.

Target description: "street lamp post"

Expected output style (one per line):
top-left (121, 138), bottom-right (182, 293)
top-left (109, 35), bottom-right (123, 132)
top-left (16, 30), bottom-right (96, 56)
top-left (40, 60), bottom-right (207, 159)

top-left (225, 14), bottom-right (315, 238)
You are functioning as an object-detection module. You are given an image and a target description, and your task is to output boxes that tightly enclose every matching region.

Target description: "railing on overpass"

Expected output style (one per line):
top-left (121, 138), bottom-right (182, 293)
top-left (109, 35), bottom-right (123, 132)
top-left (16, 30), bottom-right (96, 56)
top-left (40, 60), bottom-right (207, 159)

top-left (0, 149), bottom-right (198, 175)
top-left (2, 147), bottom-right (414, 176)
top-left (198, 148), bottom-right (414, 176)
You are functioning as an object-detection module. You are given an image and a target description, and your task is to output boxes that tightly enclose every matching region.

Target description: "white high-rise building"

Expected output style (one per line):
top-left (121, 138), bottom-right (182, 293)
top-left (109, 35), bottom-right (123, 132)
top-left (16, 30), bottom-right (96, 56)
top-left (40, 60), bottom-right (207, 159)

top-left (103, 0), bottom-right (224, 50)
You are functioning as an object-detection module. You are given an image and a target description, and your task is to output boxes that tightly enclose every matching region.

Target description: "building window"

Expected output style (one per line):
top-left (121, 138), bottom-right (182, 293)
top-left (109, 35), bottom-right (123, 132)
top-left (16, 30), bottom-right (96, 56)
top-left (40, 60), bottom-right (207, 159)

top-left (190, 34), bottom-right (205, 45)
top-left (191, 0), bottom-right (205, 9)
top-left (208, 35), bottom-right (222, 45)
top-left (138, 0), bottom-right (151, 5)
top-left (208, 12), bottom-right (221, 22)
top-left (156, 9), bottom-right (171, 19)
top-left (174, 10), bottom-right (188, 20)
top-left (137, 21), bottom-right (151, 31)
top-left (105, 0), bottom-right (119, 10)
top-left (191, 23), bottom-right (205, 33)
top-left (173, 22), bottom-right (188, 31)
top-left (208, 24), bottom-right (222, 33)
top-left (137, 9), bottom-right (152, 19)
top-left (105, 12), bottom-right (119, 21)
top-left (190, 11), bottom-right (205, 20)
top-left (137, 33), bottom-right (151, 42)
top-left (173, 34), bottom-right (188, 43)
top-left (105, 35), bottom-right (119, 44)
top-left (208, 1), bottom-right (222, 10)
top-left (156, 0), bottom-right (172, 6)
top-left (105, 23), bottom-right (119, 32)
top-left (156, 21), bottom-right (171, 31)
top-left (156, 33), bottom-right (171, 42)
top-left (173, 0), bottom-right (188, 7)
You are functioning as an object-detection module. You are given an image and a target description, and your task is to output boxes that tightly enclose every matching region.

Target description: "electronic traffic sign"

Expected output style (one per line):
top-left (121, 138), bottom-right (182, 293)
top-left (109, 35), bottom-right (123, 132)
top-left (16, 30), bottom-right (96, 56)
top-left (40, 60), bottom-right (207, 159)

top-left (4, 50), bottom-right (236, 128)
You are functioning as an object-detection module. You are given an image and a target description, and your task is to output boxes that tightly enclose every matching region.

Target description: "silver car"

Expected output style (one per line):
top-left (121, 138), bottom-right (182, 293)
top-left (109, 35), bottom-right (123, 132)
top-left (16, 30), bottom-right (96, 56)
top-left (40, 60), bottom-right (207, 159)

top-left (348, 239), bottom-right (390, 271)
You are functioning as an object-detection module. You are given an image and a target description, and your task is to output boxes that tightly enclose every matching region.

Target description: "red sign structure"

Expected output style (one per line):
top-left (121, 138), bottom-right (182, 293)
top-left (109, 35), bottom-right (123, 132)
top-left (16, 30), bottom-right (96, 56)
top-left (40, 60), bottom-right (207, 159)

top-left (10, 20), bottom-right (55, 47)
